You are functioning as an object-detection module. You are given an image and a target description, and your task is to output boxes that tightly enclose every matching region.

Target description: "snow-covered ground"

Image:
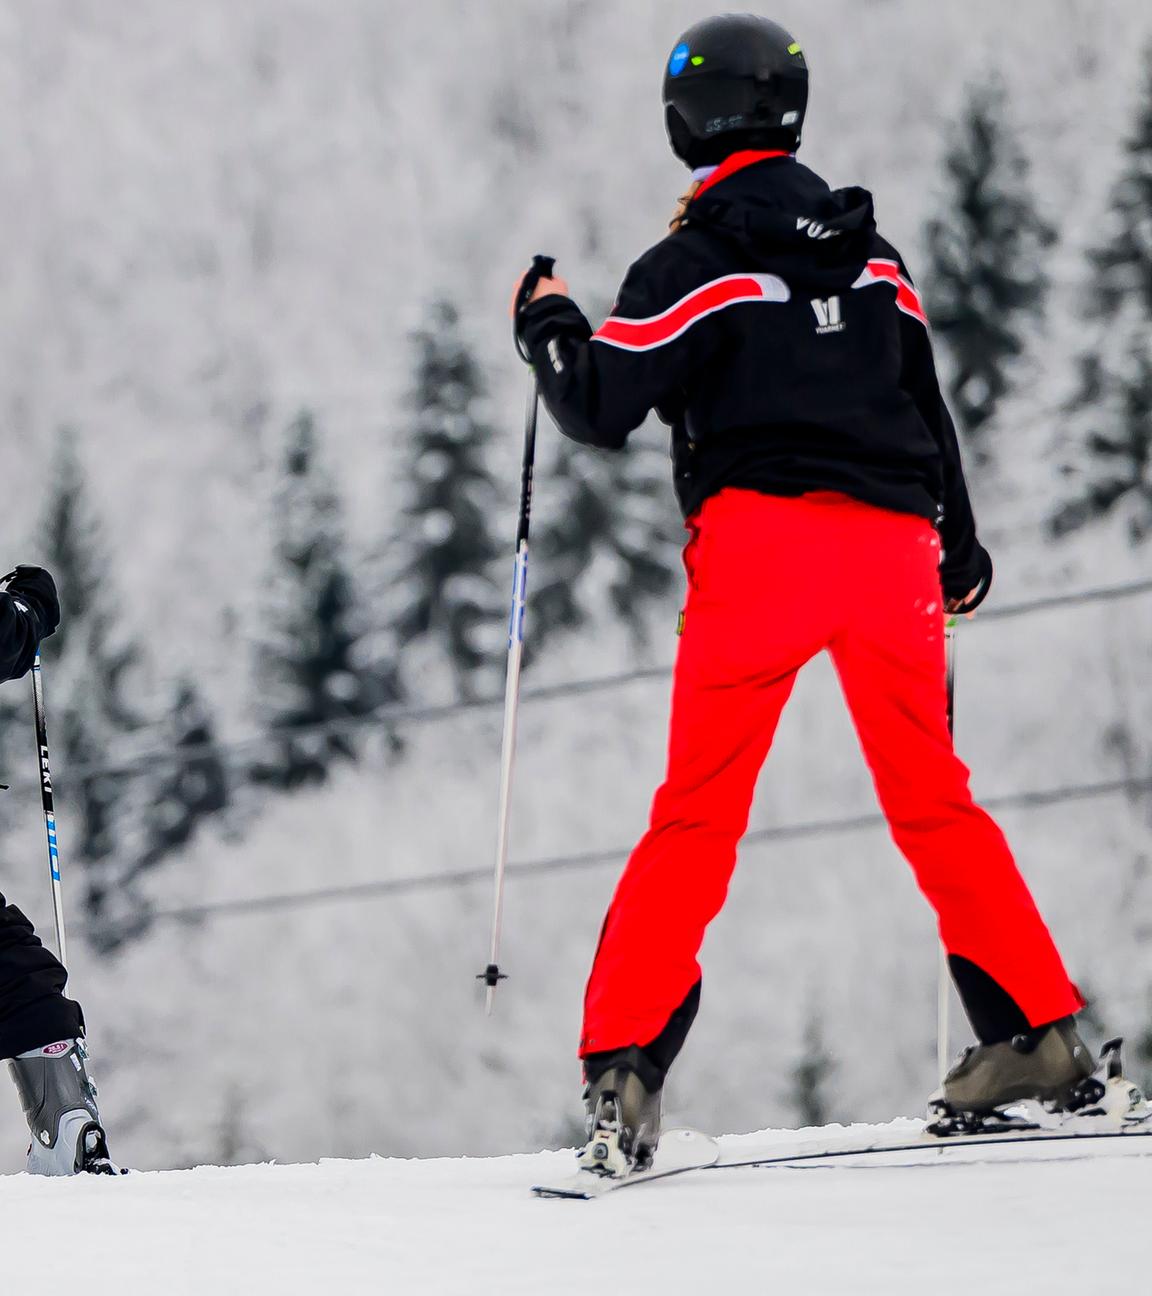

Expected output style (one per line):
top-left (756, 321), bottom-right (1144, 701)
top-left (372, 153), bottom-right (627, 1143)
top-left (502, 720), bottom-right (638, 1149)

top-left (3, 1121), bottom-right (1148, 1294)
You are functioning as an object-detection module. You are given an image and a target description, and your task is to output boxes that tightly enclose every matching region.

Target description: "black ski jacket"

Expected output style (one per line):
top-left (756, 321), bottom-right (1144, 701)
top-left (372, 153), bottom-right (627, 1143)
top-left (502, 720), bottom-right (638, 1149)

top-left (519, 152), bottom-right (991, 604)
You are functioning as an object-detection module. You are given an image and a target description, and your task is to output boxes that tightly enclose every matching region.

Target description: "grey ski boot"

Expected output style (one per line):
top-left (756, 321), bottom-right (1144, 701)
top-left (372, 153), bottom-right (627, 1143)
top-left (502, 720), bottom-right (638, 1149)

top-left (928, 1017), bottom-right (1098, 1134)
top-left (8, 1038), bottom-right (120, 1175)
top-left (578, 1047), bottom-right (663, 1178)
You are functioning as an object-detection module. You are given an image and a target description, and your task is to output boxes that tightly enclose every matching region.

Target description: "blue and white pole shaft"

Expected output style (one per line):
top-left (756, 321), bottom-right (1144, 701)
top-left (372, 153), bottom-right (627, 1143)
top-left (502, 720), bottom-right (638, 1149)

top-left (479, 254), bottom-right (555, 1013)
top-left (32, 652), bottom-right (68, 969)
top-left (937, 619), bottom-right (958, 1084)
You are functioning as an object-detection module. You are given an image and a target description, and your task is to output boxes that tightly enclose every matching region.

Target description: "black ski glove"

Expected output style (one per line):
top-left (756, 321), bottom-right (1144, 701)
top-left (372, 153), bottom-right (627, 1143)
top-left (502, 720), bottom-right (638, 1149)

top-left (1, 566), bottom-right (61, 638)
top-left (941, 544), bottom-right (993, 615)
top-left (512, 254), bottom-right (558, 362)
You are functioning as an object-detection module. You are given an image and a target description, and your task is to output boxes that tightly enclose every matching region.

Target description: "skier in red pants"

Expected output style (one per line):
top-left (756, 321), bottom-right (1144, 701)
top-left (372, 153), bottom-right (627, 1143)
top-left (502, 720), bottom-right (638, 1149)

top-left (514, 15), bottom-right (1100, 1176)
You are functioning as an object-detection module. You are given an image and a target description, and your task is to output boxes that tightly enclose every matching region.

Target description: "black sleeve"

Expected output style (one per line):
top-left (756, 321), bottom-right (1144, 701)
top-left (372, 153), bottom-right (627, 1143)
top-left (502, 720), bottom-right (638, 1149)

top-left (0, 567), bottom-right (60, 682)
top-left (896, 287), bottom-right (993, 610)
top-left (518, 244), bottom-right (725, 452)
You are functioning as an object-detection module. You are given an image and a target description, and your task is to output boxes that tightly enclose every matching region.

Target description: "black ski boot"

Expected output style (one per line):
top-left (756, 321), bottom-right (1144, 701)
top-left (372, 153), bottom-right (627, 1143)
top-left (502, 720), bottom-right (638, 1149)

top-left (578, 1046), bottom-right (663, 1178)
top-left (8, 1038), bottom-right (121, 1175)
top-left (928, 1017), bottom-right (1100, 1134)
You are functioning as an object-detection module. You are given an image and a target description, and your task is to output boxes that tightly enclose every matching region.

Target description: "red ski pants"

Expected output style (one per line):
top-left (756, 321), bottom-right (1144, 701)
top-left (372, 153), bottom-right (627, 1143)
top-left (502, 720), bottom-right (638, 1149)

top-left (580, 489), bottom-right (1081, 1058)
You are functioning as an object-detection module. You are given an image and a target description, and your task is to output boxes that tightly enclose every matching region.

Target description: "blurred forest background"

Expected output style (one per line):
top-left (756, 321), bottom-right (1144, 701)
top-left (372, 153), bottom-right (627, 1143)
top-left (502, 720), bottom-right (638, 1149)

top-left (0, 0), bottom-right (1150, 1171)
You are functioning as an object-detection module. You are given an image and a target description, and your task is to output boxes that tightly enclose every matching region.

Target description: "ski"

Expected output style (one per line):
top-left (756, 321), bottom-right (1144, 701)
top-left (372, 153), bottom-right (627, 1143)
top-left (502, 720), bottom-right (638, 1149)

top-left (532, 1128), bottom-right (720, 1199)
top-left (533, 1117), bottom-right (1152, 1198)
top-left (711, 1116), bottom-right (1152, 1176)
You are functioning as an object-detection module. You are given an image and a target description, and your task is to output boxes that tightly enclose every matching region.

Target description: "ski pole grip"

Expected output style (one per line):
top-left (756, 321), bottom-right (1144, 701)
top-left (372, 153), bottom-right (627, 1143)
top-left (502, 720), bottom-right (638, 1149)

top-left (517, 254), bottom-right (556, 311)
top-left (513, 254), bottom-right (558, 362)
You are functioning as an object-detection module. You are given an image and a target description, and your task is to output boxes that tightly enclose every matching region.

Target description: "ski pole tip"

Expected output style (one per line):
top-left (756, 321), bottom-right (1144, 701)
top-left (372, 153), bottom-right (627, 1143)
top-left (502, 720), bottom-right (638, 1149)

top-left (478, 964), bottom-right (507, 1015)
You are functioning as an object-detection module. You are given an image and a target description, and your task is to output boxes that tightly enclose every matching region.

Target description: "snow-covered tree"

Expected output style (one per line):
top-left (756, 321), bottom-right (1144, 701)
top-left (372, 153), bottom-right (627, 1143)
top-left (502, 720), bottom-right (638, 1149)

top-left (531, 430), bottom-right (681, 654)
top-left (1052, 52), bottom-right (1152, 542)
top-left (391, 300), bottom-right (505, 700)
top-left (250, 411), bottom-right (397, 789)
top-left (787, 1013), bottom-right (836, 1129)
top-left (37, 429), bottom-right (146, 949)
top-left (124, 679), bottom-right (229, 882)
top-left (0, 694), bottom-right (23, 881)
top-left (1052, 341), bottom-right (1152, 540)
top-left (923, 78), bottom-right (1055, 468)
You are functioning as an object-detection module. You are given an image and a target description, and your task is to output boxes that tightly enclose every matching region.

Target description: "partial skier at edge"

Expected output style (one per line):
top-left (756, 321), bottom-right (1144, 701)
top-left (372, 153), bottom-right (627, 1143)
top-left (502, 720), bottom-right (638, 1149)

top-left (512, 14), bottom-right (1126, 1179)
top-left (0, 565), bottom-right (117, 1174)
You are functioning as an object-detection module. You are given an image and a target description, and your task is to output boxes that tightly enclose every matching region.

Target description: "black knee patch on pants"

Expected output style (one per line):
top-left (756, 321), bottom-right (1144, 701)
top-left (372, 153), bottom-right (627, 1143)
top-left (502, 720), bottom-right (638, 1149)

top-left (949, 955), bottom-right (1031, 1044)
top-left (642, 979), bottom-right (701, 1076)
top-left (584, 980), bottom-right (702, 1088)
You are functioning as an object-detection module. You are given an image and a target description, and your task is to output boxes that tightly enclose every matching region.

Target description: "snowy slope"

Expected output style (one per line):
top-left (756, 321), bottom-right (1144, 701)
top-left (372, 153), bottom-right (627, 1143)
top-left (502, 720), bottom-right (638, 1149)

top-left (2, 1122), bottom-right (1150, 1295)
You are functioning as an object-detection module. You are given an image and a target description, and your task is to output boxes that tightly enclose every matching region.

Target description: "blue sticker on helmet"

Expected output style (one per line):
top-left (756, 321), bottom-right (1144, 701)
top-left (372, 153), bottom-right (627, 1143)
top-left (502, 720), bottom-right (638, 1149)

top-left (668, 43), bottom-right (690, 77)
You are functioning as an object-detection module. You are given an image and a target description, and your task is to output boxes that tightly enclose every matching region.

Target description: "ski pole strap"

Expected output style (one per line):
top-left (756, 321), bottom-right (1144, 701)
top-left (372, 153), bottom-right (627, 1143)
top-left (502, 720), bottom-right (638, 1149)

top-left (513, 254), bottom-right (557, 363)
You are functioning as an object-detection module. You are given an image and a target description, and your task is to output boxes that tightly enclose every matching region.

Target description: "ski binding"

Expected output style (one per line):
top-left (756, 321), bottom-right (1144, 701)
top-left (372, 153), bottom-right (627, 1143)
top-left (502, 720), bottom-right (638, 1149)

top-left (533, 1127), bottom-right (720, 1199)
top-left (925, 1037), bottom-right (1150, 1137)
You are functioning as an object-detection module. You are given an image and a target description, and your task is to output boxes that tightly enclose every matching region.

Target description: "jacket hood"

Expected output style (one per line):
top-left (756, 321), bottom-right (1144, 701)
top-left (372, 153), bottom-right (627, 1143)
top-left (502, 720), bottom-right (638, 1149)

top-left (686, 155), bottom-right (876, 292)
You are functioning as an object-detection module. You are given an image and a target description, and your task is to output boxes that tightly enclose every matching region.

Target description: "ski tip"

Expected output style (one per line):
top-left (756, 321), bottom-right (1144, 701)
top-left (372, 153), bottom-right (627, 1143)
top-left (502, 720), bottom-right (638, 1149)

top-left (531, 1183), bottom-right (596, 1200)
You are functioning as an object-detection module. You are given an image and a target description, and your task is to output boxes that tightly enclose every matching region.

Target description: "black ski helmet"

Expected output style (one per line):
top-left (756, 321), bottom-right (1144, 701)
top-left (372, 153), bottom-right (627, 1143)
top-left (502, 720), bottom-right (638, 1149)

top-left (663, 15), bottom-right (809, 168)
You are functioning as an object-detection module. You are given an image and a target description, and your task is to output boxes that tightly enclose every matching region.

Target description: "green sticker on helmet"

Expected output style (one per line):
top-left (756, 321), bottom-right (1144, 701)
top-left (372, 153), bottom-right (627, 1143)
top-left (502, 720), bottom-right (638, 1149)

top-left (788, 42), bottom-right (802, 55)
top-left (691, 55), bottom-right (705, 66)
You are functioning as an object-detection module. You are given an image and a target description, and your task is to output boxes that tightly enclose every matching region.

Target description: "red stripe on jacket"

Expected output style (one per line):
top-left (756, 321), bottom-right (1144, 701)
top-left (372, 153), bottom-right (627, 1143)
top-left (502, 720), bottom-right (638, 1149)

top-left (593, 274), bottom-right (790, 352)
top-left (854, 259), bottom-right (928, 327)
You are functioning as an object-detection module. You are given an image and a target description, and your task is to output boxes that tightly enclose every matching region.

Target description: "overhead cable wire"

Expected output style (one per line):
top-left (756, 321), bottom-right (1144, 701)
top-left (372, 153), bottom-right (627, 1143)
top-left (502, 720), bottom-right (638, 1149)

top-left (110, 773), bottom-right (1152, 931)
top-left (43, 575), bottom-right (1152, 784)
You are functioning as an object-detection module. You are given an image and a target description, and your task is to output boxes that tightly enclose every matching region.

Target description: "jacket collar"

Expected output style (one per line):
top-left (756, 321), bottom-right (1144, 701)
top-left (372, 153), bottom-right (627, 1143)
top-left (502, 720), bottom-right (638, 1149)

top-left (693, 150), bottom-right (793, 200)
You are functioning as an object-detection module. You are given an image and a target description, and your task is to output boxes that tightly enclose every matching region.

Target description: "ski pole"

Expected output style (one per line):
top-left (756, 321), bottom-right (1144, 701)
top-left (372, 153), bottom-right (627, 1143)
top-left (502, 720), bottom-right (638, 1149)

top-left (32, 652), bottom-right (68, 969)
top-left (478, 254), bottom-right (556, 1013)
top-left (937, 618), bottom-right (958, 1084)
